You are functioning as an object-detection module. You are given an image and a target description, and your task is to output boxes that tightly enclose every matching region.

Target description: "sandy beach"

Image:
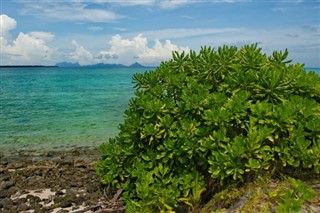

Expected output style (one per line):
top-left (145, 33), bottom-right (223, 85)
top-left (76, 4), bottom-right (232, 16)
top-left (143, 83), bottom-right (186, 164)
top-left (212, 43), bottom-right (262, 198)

top-left (0, 148), bottom-right (125, 213)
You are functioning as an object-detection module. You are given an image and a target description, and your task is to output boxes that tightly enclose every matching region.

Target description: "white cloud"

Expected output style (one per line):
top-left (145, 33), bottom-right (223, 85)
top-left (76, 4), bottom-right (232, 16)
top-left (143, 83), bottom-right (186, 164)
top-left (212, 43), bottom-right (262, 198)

top-left (88, 26), bottom-right (104, 31)
top-left (29, 31), bottom-right (55, 41)
top-left (18, 2), bottom-right (123, 22)
top-left (69, 39), bottom-right (94, 65)
top-left (158, 0), bottom-right (246, 9)
top-left (158, 0), bottom-right (195, 9)
top-left (138, 39), bottom-right (190, 65)
top-left (97, 34), bottom-right (189, 66)
top-left (68, 34), bottom-right (189, 66)
top-left (0, 14), bottom-right (17, 38)
top-left (95, 34), bottom-right (147, 65)
top-left (113, 27), bottom-right (128, 32)
top-left (14, 0), bottom-right (246, 21)
top-left (110, 0), bottom-right (156, 7)
top-left (137, 28), bottom-right (244, 40)
top-left (272, 7), bottom-right (292, 13)
top-left (2, 32), bottom-right (55, 65)
top-left (1, 14), bottom-right (55, 65)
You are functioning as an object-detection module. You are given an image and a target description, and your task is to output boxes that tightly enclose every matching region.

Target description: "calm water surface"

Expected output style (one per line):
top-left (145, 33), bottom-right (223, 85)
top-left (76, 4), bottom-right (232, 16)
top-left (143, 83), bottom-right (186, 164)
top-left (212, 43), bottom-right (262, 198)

top-left (0, 67), bottom-right (147, 152)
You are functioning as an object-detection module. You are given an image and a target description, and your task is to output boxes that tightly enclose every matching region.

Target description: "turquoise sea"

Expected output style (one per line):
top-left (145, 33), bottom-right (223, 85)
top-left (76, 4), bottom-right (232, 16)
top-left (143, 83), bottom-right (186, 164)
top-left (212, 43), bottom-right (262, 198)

top-left (0, 67), bottom-right (319, 152)
top-left (0, 67), bottom-right (148, 152)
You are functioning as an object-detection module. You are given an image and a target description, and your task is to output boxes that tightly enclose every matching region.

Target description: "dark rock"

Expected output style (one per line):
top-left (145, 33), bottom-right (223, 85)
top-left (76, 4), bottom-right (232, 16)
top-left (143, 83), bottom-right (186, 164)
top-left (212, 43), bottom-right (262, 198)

top-left (8, 206), bottom-right (18, 213)
top-left (74, 160), bottom-right (87, 168)
top-left (57, 209), bottom-right (69, 213)
top-left (54, 193), bottom-right (78, 208)
top-left (72, 206), bottom-right (80, 210)
top-left (29, 202), bottom-right (42, 211)
top-left (0, 189), bottom-right (6, 198)
top-left (86, 184), bottom-right (97, 193)
top-left (33, 169), bottom-right (42, 175)
top-left (0, 174), bottom-right (10, 181)
top-left (17, 203), bottom-right (29, 211)
top-left (7, 187), bottom-right (18, 196)
top-left (72, 150), bottom-right (81, 156)
top-left (66, 188), bottom-right (77, 194)
top-left (14, 197), bottom-right (27, 205)
top-left (31, 195), bottom-right (42, 203)
top-left (60, 199), bottom-right (73, 208)
top-left (46, 152), bottom-right (54, 157)
top-left (55, 190), bottom-right (65, 196)
top-left (0, 197), bottom-right (13, 209)
top-left (26, 194), bottom-right (35, 200)
top-left (70, 181), bottom-right (79, 187)
top-left (10, 162), bottom-right (24, 169)
top-left (0, 148), bottom-right (107, 213)
top-left (84, 200), bottom-right (95, 206)
top-left (39, 207), bottom-right (49, 213)
top-left (42, 198), bottom-right (52, 205)
top-left (0, 180), bottom-right (15, 189)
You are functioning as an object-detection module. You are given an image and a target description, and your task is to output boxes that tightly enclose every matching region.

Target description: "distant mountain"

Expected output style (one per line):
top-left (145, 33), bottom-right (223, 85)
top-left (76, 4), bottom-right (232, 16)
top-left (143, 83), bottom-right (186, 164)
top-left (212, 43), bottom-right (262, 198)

top-left (129, 62), bottom-right (145, 68)
top-left (55, 62), bottom-right (81, 67)
top-left (84, 63), bottom-right (127, 68)
top-left (55, 61), bottom-right (149, 68)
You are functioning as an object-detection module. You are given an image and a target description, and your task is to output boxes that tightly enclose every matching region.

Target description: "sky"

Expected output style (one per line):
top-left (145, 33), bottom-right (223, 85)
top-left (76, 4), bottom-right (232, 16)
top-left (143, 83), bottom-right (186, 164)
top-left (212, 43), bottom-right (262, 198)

top-left (1, 0), bottom-right (319, 67)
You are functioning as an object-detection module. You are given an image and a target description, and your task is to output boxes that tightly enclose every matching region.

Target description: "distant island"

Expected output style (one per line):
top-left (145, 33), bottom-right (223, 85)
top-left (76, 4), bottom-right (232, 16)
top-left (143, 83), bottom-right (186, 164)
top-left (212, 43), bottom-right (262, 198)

top-left (0, 62), bottom-right (153, 68)
top-left (55, 61), bottom-right (150, 68)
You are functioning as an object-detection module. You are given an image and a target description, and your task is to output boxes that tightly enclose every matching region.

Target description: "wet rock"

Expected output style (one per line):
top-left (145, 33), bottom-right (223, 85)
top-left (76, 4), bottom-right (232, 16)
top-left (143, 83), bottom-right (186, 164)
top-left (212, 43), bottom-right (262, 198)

top-left (17, 203), bottom-right (29, 211)
top-left (0, 174), bottom-right (10, 181)
top-left (43, 198), bottom-right (53, 205)
top-left (72, 150), bottom-right (81, 156)
top-left (0, 189), bottom-right (6, 198)
top-left (14, 197), bottom-right (27, 205)
top-left (60, 199), bottom-right (73, 208)
top-left (29, 202), bottom-right (42, 211)
top-left (7, 186), bottom-right (18, 196)
top-left (87, 184), bottom-right (97, 193)
top-left (8, 206), bottom-right (18, 213)
top-left (33, 169), bottom-right (42, 175)
top-left (57, 209), bottom-right (69, 213)
top-left (72, 206), bottom-right (81, 211)
top-left (26, 194), bottom-right (35, 200)
top-left (0, 198), bottom-right (13, 207)
top-left (55, 190), bottom-right (65, 196)
top-left (46, 151), bottom-right (54, 157)
top-left (66, 188), bottom-right (77, 194)
top-left (32, 195), bottom-right (42, 203)
top-left (39, 207), bottom-right (50, 213)
top-left (0, 180), bottom-right (15, 189)
top-left (0, 148), bottom-right (108, 212)
top-left (10, 162), bottom-right (24, 169)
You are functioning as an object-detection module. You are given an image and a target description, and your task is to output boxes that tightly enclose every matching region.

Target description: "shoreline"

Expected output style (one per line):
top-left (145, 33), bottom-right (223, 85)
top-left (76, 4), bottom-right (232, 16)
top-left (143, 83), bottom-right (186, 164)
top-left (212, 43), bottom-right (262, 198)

top-left (0, 146), bottom-right (100, 158)
top-left (0, 147), bottom-right (125, 213)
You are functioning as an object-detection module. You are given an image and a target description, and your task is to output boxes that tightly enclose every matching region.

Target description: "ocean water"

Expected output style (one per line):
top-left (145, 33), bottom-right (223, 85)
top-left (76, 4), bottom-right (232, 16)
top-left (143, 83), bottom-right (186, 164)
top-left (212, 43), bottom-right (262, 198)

top-left (0, 67), bottom-right (319, 152)
top-left (305, 67), bottom-right (320, 75)
top-left (0, 67), bottom-right (148, 152)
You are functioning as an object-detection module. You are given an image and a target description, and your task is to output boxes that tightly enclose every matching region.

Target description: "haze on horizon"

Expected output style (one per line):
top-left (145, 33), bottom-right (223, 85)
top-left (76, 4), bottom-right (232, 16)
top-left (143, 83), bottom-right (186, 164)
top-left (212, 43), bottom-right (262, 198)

top-left (1, 0), bottom-right (319, 67)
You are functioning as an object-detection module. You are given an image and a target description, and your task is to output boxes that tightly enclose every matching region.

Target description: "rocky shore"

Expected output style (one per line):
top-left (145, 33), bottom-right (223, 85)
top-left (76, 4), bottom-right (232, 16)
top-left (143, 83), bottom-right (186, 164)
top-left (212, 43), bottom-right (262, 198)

top-left (0, 148), bottom-right (125, 213)
top-left (1, 148), bottom-right (319, 213)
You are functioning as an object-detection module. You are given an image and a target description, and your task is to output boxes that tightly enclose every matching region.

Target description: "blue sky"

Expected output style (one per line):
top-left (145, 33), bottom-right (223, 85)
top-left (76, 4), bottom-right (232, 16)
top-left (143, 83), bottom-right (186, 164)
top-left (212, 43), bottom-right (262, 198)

top-left (1, 0), bottom-right (319, 67)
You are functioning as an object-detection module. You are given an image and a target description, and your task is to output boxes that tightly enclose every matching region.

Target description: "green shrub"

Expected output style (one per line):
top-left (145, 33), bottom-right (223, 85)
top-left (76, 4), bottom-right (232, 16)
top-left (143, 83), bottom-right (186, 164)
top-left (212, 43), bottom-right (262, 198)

top-left (96, 44), bottom-right (320, 212)
top-left (268, 177), bottom-right (316, 213)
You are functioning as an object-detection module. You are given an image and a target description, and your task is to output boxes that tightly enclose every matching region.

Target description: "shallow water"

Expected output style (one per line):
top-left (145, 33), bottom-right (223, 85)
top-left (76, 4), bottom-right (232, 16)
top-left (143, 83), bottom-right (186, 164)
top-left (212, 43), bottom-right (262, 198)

top-left (0, 67), bottom-right (148, 152)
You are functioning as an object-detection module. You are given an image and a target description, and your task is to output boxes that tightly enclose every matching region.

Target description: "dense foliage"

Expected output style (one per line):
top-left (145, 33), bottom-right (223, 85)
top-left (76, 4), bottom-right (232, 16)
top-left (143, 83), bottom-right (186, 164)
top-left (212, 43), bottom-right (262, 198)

top-left (96, 44), bottom-right (320, 212)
